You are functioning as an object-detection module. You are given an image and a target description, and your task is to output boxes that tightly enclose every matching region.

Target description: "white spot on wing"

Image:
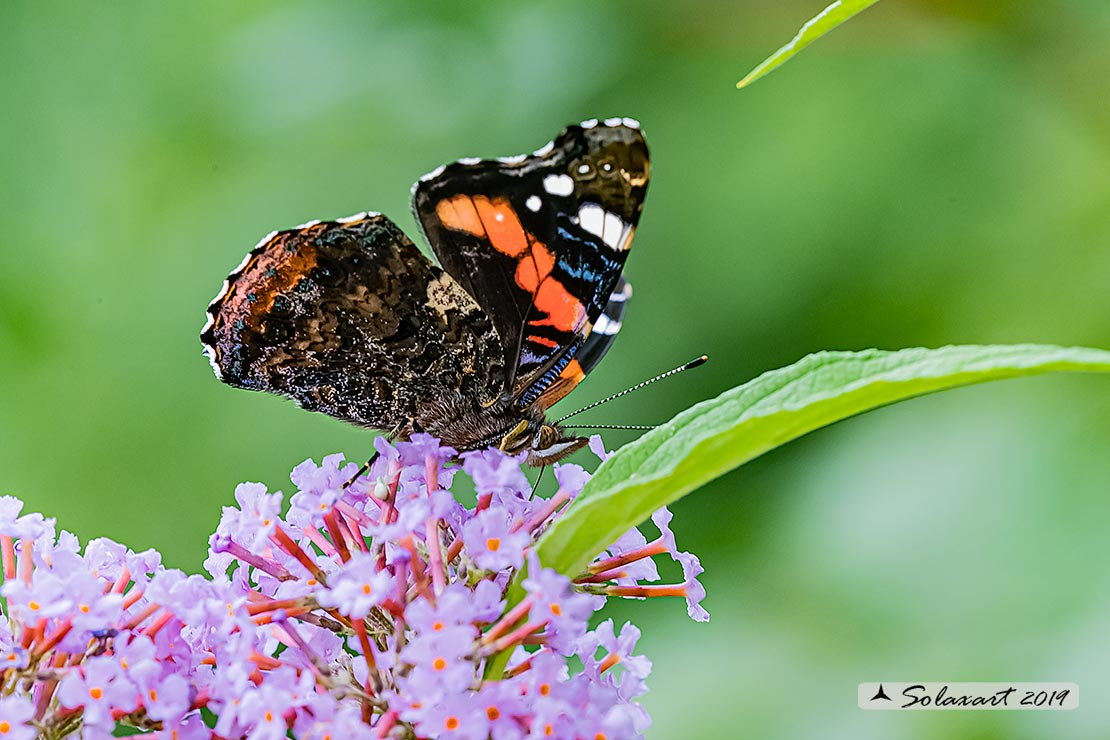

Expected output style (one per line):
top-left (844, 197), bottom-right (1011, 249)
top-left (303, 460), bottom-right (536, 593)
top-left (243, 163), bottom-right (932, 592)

top-left (602, 212), bottom-right (625, 249)
top-left (543, 174), bottom-right (574, 197)
top-left (578, 204), bottom-right (605, 239)
top-left (533, 140), bottom-right (555, 156)
top-left (498, 154), bottom-right (527, 164)
top-left (604, 116), bottom-right (623, 127)
top-left (593, 314), bottom-right (621, 335)
top-left (622, 117), bottom-right (641, 128)
top-left (580, 118), bottom-right (599, 129)
top-left (526, 195), bottom-right (542, 212)
top-left (294, 219), bottom-right (321, 229)
top-left (577, 205), bottom-right (629, 251)
top-left (458, 157), bottom-right (481, 165)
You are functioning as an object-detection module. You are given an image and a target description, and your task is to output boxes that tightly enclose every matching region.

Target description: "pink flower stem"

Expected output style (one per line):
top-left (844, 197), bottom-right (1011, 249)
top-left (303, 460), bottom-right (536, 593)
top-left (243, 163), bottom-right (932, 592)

top-left (109, 565), bottom-right (131, 594)
top-left (336, 512), bottom-right (368, 554)
top-left (142, 610), bottom-right (175, 638)
top-left (520, 488), bottom-right (571, 533)
top-left (585, 539), bottom-right (667, 575)
top-left (271, 526), bottom-right (326, 583)
top-left (122, 602), bottom-right (160, 631)
top-left (575, 568), bottom-right (628, 585)
top-left (490, 620), bottom-right (547, 654)
top-left (33, 653), bottom-right (67, 721)
top-left (245, 596), bottom-right (310, 616)
top-left (272, 617), bottom-right (327, 677)
top-left (606, 583), bottom-right (689, 599)
top-left (247, 652), bottom-right (284, 670)
top-left (445, 535), bottom-right (464, 564)
top-left (504, 657), bottom-right (533, 678)
top-left (32, 618), bottom-right (72, 658)
top-left (352, 619), bottom-right (378, 697)
top-left (20, 619), bottom-right (44, 650)
top-left (482, 597), bottom-right (534, 644)
top-left (0, 535), bottom-right (14, 579)
top-left (336, 500), bottom-right (375, 529)
top-left (375, 709), bottom-right (399, 738)
top-left (301, 524), bottom-right (339, 560)
top-left (19, 538), bottom-right (33, 585)
top-left (424, 456), bottom-right (447, 595)
top-left (322, 511), bottom-right (350, 563)
top-left (221, 539), bottom-right (294, 581)
top-left (121, 586), bottom-right (145, 610)
top-left (376, 461), bottom-right (402, 527)
top-left (598, 653), bottom-right (621, 673)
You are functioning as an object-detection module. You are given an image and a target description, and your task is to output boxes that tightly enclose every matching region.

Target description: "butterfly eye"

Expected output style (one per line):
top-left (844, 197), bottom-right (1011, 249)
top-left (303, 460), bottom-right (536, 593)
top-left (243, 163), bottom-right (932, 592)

top-left (572, 161), bottom-right (596, 181)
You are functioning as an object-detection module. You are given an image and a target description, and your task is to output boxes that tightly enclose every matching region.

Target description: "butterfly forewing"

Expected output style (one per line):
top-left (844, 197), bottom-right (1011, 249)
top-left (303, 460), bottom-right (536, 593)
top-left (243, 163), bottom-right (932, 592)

top-left (411, 119), bottom-right (649, 408)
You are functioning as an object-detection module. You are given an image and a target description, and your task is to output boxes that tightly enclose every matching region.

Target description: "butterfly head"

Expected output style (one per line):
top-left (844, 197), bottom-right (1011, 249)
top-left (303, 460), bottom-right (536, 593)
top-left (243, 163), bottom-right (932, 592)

top-left (497, 418), bottom-right (589, 467)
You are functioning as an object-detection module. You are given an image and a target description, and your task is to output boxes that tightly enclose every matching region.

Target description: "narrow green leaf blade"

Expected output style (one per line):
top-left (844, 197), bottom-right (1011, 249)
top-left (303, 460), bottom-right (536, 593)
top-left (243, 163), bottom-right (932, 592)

top-left (538, 345), bottom-right (1110, 576)
top-left (737, 0), bottom-right (882, 89)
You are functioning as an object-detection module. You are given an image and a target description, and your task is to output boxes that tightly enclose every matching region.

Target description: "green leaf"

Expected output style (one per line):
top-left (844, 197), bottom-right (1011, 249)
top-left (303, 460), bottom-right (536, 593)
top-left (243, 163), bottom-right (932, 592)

top-left (537, 345), bottom-right (1110, 576)
top-left (737, 0), bottom-right (882, 89)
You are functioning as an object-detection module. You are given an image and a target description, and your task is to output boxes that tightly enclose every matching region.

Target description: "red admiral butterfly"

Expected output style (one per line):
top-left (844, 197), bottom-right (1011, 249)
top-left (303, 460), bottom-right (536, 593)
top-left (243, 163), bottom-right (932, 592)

top-left (201, 118), bottom-right (648, 465)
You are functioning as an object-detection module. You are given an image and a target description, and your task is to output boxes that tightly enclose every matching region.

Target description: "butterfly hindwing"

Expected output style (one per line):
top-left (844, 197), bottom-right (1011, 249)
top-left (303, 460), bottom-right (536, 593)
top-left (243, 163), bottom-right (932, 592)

top-left (201, 213), bottom-right (507, 431)
top-left (411, 118), bottom-right (649, 408)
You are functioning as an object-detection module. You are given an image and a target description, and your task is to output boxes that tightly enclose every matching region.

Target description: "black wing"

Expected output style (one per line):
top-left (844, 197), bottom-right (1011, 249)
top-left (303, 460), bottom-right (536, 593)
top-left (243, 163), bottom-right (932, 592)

top-left (411, 118), bottom-right (649, 408)
top-left (201, 213), bottom-right (506, 430)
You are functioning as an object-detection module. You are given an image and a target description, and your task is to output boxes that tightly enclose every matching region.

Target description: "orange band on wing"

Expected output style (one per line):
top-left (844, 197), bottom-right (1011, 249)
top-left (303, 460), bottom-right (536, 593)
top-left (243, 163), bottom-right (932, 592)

top-left (531, 278), bottom-right (584, 332)
top-left (435, 194), bottom-right (585, 343)
top-left (436, 195), bottom-right (529, 258)
top-left (560, 358), bottom-right (585, 382)
top-left (527, 334), bottom-right (560, 349)
top-left (435, 195), bottom-right (484, 238)
top-left (515, 243), bottom-right (555, 292)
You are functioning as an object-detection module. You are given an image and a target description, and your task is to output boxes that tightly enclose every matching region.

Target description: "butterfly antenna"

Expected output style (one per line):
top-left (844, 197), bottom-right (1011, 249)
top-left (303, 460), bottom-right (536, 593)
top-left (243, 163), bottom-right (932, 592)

top-left (556, 355), bottom-right (708, 424)
top-left (562, 424), bottom-right (657, 430)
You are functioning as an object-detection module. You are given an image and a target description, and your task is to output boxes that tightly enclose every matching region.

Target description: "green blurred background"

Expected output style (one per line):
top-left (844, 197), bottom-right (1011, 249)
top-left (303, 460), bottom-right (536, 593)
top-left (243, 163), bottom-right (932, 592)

top-left (3, 1), bottom-right (1109, 737)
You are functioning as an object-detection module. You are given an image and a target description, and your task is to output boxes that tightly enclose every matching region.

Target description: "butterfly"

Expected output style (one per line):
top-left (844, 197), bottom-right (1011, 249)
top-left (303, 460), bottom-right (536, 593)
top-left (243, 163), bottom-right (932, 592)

top-left (201, 117), bottom-right (649, 465)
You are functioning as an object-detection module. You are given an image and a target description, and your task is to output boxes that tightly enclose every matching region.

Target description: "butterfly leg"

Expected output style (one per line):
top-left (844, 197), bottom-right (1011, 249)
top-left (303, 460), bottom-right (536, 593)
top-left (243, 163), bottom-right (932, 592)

top-left (342, 424), bottom-right (406, 490)
top-left (530, 464), bottom-right (547, 497)
top-left (341, 451), bottom-right (380, 490)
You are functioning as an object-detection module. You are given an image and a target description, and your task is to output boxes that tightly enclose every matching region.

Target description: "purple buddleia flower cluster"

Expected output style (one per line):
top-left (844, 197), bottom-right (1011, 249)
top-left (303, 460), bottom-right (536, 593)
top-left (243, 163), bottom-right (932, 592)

top-left (0, 435), bottom-right (707, 739)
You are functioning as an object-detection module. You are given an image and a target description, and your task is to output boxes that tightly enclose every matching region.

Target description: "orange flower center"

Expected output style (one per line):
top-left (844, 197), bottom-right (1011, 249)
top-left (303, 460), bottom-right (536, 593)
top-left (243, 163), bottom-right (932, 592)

top-left (445, 717), bottom-right (460, 730)
top-left (486, 537), bottom-right (501, 552)
top-left (433, 657), bottom-right (447, 671)
top-left (89, 687), bottom-right (103, 701)
top-left (486, 706), bottom-right (501, 720)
